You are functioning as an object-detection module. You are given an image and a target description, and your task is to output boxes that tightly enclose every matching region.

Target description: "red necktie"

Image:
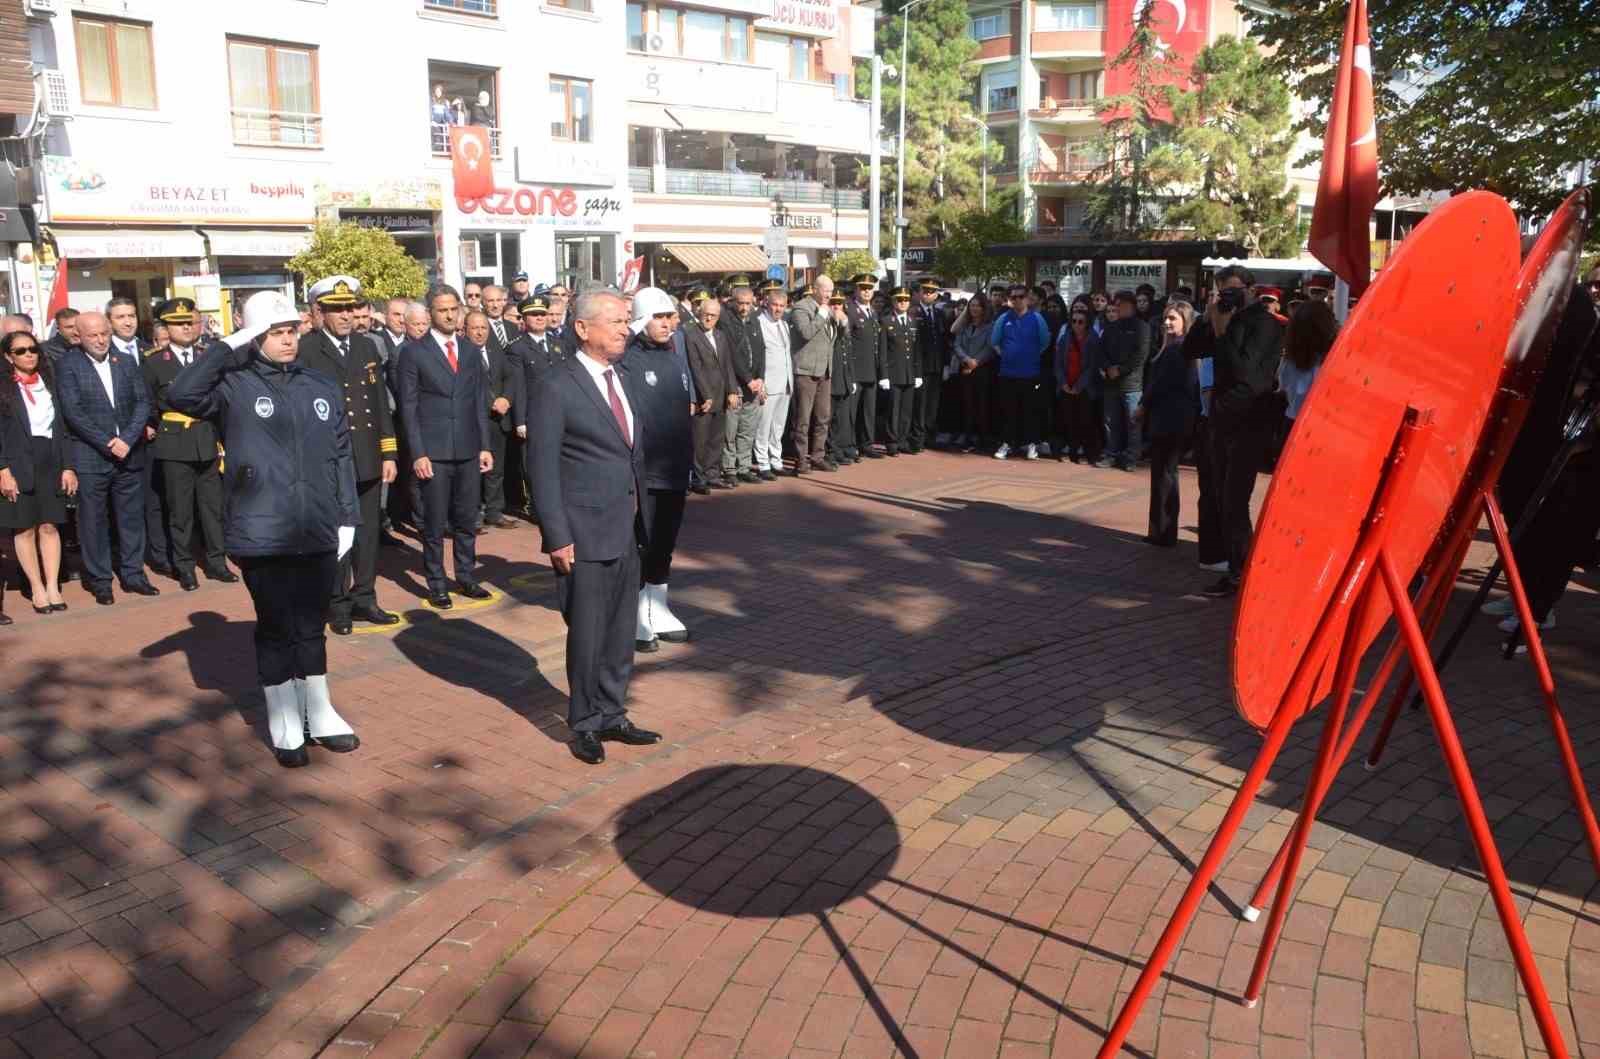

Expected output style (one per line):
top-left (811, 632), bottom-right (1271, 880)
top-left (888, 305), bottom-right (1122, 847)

top-left (604, 369), bottom-right (632, 448)
top-left (445, 338), bottom-right (458, 374)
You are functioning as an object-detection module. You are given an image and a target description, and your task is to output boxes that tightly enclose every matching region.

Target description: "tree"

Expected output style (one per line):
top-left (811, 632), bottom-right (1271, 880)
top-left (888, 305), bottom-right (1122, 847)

top-left (287, 223), bottom-right (427, 302)
top-left (824, 248), bottom-right (879, 282)
top-left (864, 0), bottom-right (992, 247)
top-left (1249, 0), bottom-right (1599, 221)
top-left (1084, 1), bottom-right (1184, 239)
top-left (1156, 36), bottom-right (1302, 258)
top-left (934, 201), bottom-right (1027, 288)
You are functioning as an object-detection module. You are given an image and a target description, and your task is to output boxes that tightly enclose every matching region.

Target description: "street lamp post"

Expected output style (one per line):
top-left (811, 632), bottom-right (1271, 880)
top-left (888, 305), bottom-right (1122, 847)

top-left (894, 0), bottom-right (933, 283)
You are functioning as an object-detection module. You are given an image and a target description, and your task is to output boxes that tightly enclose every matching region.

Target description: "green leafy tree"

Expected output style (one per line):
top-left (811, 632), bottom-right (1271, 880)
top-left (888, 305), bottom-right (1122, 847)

top-left (1249, 0), bottom-right (1599, 221)
top-left (864, 0), bottom-right (993, 247)
top-left (1156, 35), bottom-right (1301, 258)
top-left (934, 200), bottom-right (1027, 288)
top-left (1085, 1), bottom-right (1184, 239)
top-left (824, 248), bottom-right (880, 282)
top-left (288, 222), bottom-right (427, 302)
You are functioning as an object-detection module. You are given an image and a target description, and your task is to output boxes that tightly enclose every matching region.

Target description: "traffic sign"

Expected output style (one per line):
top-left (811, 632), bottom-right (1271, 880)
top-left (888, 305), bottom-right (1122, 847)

top-left (766, 264), bottom-right (786, 283)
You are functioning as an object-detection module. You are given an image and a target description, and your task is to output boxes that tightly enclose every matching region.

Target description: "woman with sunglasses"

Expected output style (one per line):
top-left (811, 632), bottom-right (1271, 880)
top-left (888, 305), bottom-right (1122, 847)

top-left (0, 331), bottom-right (77, 621)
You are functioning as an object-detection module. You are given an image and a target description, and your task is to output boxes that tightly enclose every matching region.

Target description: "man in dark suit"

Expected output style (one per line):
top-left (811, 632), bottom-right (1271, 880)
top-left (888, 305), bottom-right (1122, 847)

top-left (141, 298), bottom-right (234, 591)
top-left (508, 293), bottom-right (565, 515)
top-left (395, 285), bottom-right (493, 608)
top-left (42, 307), bottom-right (80, 364)
top-left (473, 291), bottom-right (520, 529)
top-left (845, 274), bottom-right (883, 458)
top-left (56, 311), bottom-right (160, 604)
top-left (878, 286), bottom-right (921, 456)
top-left (683, 292), bottom-right (738, 490)
top-left (910, 276), bottom-right (948, 452)
top-left (297, 275), bottom-right (399, 633)
top-left (530, 288), bottom-right (662, 766)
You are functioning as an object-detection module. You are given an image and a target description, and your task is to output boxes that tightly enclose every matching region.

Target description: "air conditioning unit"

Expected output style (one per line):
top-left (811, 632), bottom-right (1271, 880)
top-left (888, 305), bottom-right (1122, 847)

top-left (23, 0), bottom-right (57, 16)
top-left (36, 70), bottom-right (70, 119)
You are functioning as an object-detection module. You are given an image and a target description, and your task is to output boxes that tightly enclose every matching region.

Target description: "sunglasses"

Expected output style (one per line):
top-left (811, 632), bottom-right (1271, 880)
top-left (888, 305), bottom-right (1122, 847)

top-left (10, 344), bottom-right (38, 353)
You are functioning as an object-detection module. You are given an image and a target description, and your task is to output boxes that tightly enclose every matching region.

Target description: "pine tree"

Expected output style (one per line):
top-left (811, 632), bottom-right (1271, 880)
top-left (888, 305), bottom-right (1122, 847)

top-left (1157, 36), bottom-right (1301, 258)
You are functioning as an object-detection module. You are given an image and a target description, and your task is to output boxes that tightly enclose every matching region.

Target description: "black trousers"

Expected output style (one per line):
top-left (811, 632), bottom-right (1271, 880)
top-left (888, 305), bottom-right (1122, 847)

top-left (142, 455), bottom-right (169, 569)
top-left (641, 489), bottom-right (687, 585)
top-left (239, 551), bottom-right (338, 687)
top-left (691, 410), bottom-right (726, 482)
top-left (421, 458), bottom-right (480, 590)
top-left (829, 387), bottom-right (858, 460)
top-left (909, 372), bottom-right (941, 449)
top-left (884, 385), bottom-right (914, 453)
top-left (1212, 413), bottom-right (1273, 580)
top-left (1194, 417), bottom-right (1225, 565)
top-left (388, 436), bottom-right (425, 529)
top-left (332, 477), bottom-right (382, 619)
top-left (78, 462), bottom-right (147, 589)
top-left (483, 424), bottom-right (510, 521)
top-left (958, 370), bottom-right (991, 440)
top-left (160, 458), bottom-right (225, 574)
top-left (1057, 391), bottom-right (1103, 460)
top-left (995, 376), bottom-right (1041, 449)
top-left (1515, 452), bottom-right (1600, 621)
top-left (854, 380), bottom-right (878, 452)
top-left (558, 545), bottom-right (640, 733)
top-left (1147, 431), bottom-right (1183, 545)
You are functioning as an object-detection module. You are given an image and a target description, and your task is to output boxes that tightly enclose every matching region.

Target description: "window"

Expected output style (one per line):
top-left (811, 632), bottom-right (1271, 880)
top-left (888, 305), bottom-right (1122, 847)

top-left (547, 0), bottom-right (592, 9)
top-left (422, 0), bottom-right (497, 15)
top-left (683, 9), bottom-right (750, 62)
top-left (627, 2), bottom-right (646, 50)
top-left (428, 62), bottom-right (500, 156)
top-left (756, 32), bottom-right (814, 80)
top-left (74, 16), bottom-right (155, 109)
top-left (968, 12), bottom-right (1007, 39)
top-left (791, 38), bottom-right (813, 81)
top-left (1036, 3), bottom-right (1103, 30)
top-left (549, 75), bottom-right (592, 142)
top-left (227, 38), bottom-right (321, 146)
top-left (1062, 70), bottom-right (1100, 102)
top-left (984, 68), bottom-right (1018, 113)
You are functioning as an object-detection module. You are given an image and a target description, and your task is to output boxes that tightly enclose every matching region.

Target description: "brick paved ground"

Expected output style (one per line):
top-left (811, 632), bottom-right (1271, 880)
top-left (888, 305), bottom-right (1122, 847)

top-left (0, 451), bottom-right (1596, 1058)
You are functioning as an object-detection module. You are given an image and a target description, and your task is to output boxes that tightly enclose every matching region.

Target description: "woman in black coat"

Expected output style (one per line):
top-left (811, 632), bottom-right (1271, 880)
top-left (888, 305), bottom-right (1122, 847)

top-left (1136, 300), bottom-right (1200, 547)
top-left (0, 331), bottom-right (77, 622)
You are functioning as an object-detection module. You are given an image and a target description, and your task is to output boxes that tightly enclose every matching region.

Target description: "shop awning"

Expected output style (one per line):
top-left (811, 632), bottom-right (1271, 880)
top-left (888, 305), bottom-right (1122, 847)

top-left (664, 243), bottom-right (770, 274)
top-left (204, 228), bottom-right (312, 257)
top-left (51, 227), bottom-right (207, 259)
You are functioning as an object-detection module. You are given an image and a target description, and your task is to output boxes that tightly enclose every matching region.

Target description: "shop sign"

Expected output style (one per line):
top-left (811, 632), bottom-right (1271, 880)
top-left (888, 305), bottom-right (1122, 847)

top-left (343, 210), bottom-right (436, 234)
top-left (628, 54), bottom-right (778, 114)
top-left (456, 185), bottom-right (626, 230)
top-left (513, 145), bottom-right (615, 189)
top-left (42, 155), bottom-right (314, 226)
top-left (757, 0), bottom-right (838, 38)
top-left (315, 178), bottom-right (443, 212)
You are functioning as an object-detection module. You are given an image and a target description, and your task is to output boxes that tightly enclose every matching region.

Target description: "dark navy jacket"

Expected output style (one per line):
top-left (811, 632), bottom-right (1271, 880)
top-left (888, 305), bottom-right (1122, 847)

top-left (166, 344), bottom-right (359, 557)
top-left (1140, 337), bottom-right (1200, 438)
top-left (56, 347), bottom-right (152, 474)
top-left (621, 329), bottom-right (694, 492)
top-left (394, 333), bottom-right (492, 461)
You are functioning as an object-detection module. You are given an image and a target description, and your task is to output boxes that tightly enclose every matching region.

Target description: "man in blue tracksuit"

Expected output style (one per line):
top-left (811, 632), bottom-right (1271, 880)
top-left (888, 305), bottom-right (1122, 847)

top-left (988, 284), bottom-right (1051, 460)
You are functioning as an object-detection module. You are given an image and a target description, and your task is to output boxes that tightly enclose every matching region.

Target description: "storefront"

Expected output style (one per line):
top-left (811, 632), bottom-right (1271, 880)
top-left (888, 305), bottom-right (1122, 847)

top-left (633, 194), bottom-right (869, 290)
top-left (316, 178), bottom-right (444, 283)
top-left (40, 155), bottom-right (315, 329)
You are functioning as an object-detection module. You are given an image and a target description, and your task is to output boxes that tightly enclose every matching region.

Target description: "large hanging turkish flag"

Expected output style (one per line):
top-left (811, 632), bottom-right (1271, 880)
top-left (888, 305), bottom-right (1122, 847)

top-left (449, 126), bottom-right (495, 200)
top-left (1308, 0), bottom-right (1380, 295)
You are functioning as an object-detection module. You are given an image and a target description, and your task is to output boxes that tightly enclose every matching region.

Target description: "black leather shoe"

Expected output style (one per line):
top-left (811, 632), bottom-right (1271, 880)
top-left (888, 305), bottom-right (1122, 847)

top-left (352, 605), bottom-right (399, 626)
top-left (757, 469), bottom-right (776, 482)
top-left (120, 580), bottom-right (160, 597)
top-left (205, 567), bottom-right (239, 584)
top-left (569, 732), bottom-right (605, 765)
top-left (93, 587), bottom-right (114, 606)
top-left (148, 563), bottom-right (176, 579)
top-left (864, 449), bottom-right (884, 459)
top-left (636, 637), bottom-right (659, 653)
top-left (457, 582), bottom-right (491, 600)
top-left (178, 571), bottom-right (200, 592)
top-left (599, 720), bottom-right (662, 746)
top-left (310, 732), bottom-right (359, 753)
top-left (737, 471), bottom-right (759, 483)
top-left (273, 745), bottom-right (310, 768)
top-left (816, 460), bottom-right (838, 472)
top-left (329, 617), bottom-right (354, 635)
top-left (487, 516), bottom-right (517, 528)
top-left (428, 590), bottom-right (453, 609)
top-left (713, 479), bottom-right (736, 490)
top-left (690, 482), bottom-right (712, 495)
top-left (380, 532), bottom-right (406, 549)
top-left (49, 602), bottom-right (67, 613)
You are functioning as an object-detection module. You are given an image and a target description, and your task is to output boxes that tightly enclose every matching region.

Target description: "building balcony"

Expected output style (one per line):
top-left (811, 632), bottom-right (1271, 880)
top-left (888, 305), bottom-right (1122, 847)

top-left (1029, 160), bottom-right (1098, 184)
top-left (1030, 97), bottom-right (1100, 124)
top-left (429, 123), bottom-right (502, 159)
top-left (630, 166), bottom-right (868, 209)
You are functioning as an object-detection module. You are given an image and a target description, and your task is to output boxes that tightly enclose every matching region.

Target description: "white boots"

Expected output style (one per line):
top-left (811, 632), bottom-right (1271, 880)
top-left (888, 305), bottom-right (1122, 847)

top-left (263, 675), bottom-right (359, 768)
top-left (635, 583), bottom-right (689, 653)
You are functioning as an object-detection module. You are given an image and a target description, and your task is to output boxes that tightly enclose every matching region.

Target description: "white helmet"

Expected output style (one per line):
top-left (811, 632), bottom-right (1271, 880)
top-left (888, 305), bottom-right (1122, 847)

top-left (225, 291), bottom-right (301, 350)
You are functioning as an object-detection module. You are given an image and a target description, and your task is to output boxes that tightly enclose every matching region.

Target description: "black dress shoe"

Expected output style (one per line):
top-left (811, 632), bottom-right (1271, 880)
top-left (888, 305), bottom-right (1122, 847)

top-left (757, 469), bottom-right (777, 482)
top-left (487, 516), bottom-right (518, 528)
top-left (428, 590), bottom-right (454, 609)
top-left (179, 571), bottom-right (200, 592)
top-left (737, 471), bottom-right (759, 483)
top-left (636, 637), bottom-right (659, 653)
top-left (599, 720), bottom-right (662, 746)
top-left (205, 567), bottom-right (239, 584)
top-left (569, 732), bottom-right (605, 765)
top-left (272, 745), bottom-right (310, 769)
top-left (352, 605), bottom-right (400, 625)
top-left (816, 460), bottom-right (838, 472)
top-left (457, 582), bottom-right (492, 600)
top-left (0, 612), bottom-right (11, 626)
top-left (120, 580), bottom-right (160, 597)
top-left (310, 732), bottom-right (360, 753)
top-left (329, 617), bottom-right (353, 635)
top-left (31, 604), bottom-right (49, 615)
top-left (93, 587), bottom-right (114, 606)
top-left (864, 449), bottom-right (884, 459)
top-left (49, 602), bottom-right (67, 613)
top-left (690, 482), bottom-right (712, 496)
top-left (713, 479), bottom-right (736, 490)
top-left (148, 563), bottom-right (176, 579)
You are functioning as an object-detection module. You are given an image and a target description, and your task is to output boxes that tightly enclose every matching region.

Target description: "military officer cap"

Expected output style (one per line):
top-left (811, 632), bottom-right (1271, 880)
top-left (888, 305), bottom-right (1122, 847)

top-left (890, 286), bottom-right (912, 300)
top-left (726, 273), bottom-right (753, 291)
top-left (512, 271), bottom-right (529, 282)
top-left (156, 297), bottom-right (197, 324)
top-left (688, 287), bottom-right (713, 306)
top-left (792, 283), bottom-right (813, 301)
top-left (826, 292), bottom-right (846, 307)
top-left (518, 295), bottom-right (550, 316)
top-left (308, 274), bottom-right (362, 307)
top-left (917, 276), bottom-right (941, 292)
top-left (851, 273), bottom-right (877, 290)
top-left (757, 278), bottom-right (784, 296)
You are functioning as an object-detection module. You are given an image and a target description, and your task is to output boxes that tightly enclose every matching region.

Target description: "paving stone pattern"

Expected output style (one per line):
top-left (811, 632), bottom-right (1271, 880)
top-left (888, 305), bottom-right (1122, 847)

top-left (0, 453), bottom-right (1596, 1058)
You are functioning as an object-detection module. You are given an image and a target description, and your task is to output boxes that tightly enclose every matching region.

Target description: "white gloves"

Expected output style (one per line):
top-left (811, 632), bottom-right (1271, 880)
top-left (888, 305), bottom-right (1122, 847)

top-left (913, 377), bottom-right (924, 389)
top-left (850, 383), bottom-right (858, 394)
top-left (337, 526), bottom-right (356, 560)
top-left (878, 379), bottom-right (891, 390)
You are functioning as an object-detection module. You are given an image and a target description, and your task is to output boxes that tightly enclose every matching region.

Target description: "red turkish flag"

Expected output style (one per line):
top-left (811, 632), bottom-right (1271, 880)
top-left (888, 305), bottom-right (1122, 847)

top-left (46, 257), bottom-right (69, 324)
top-left (449, 125), bottom-right (495, 200)
top-left (1308, 0), bottom-right (1380, 295)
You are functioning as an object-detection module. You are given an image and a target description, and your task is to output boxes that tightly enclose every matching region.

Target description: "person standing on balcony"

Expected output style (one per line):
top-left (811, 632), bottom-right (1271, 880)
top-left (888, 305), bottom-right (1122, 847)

top-left (469, 90), bottom-right (495, 128)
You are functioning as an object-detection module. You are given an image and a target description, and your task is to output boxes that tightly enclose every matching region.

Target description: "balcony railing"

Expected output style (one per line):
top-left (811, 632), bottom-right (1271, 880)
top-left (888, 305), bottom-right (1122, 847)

top-left (1029, 161), bottom-right (1098, 183)
top-left (627, 166), bottom-right (652, 192)
top-left (231, 108), bottom-right (323, 147)
top-left (1030, 97), bottom-right (1100, 119)
top-left (430, 123), bottom-right (502, 158)
top-left (645, 167), bottom-right (867, 208)
top-left (423, 0), bottom-right (497, 15)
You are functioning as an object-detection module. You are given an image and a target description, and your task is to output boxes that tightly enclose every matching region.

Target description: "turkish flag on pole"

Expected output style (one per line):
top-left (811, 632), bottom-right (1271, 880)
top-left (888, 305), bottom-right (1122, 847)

top-left (45, 258), bottom-right (69, 328)
top-left (1308, 0), bottom-right (1380, 296)
top-left (449, 125), bottom-right (495, 200)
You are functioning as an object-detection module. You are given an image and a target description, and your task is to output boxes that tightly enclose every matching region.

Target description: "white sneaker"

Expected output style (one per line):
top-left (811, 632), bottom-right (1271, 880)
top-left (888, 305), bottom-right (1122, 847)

top-left (1197, 560), bottom-right (1230, 573)
top-left (1481, 597), bottom-right (1513, 617)
top-left (993, 443), bottom-right (1010, 460)
top-left (1025, 444), bottom-right (1039, 460)
top-left (1498, 610), bottom-right (1555, 634)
